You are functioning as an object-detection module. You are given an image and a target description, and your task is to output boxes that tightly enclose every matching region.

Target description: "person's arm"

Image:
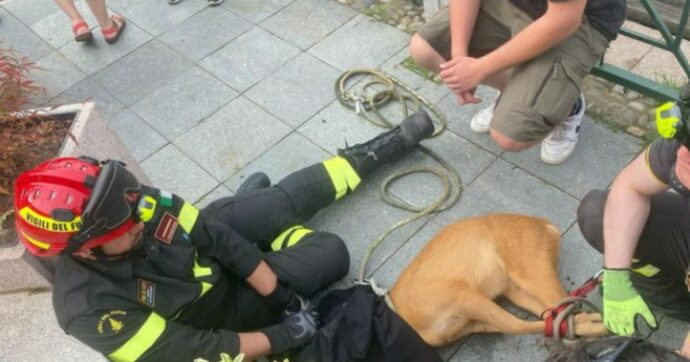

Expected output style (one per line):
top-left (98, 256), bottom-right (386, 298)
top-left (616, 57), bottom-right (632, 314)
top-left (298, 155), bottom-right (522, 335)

top-left (440, 0), bottom-right (586, 93)
top-left (477, 0), bottom-right (586, 78)
top-left (448, 0), bottom-right (480, 58)
top-left (600, 149), bottom-right (670, 336)
top-left (603, 153), bottom-right (669, 268)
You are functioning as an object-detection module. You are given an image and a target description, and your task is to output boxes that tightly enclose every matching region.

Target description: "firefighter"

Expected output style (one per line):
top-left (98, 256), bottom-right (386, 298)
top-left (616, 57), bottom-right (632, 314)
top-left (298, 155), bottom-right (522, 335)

top-left (13, 110), bottom-right (435, 361)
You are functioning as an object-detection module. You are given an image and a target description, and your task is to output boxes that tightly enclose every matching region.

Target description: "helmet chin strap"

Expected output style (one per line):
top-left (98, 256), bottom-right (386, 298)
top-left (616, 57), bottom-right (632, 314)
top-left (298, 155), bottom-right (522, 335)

top-left (669, 161), bottom-right (690, 197)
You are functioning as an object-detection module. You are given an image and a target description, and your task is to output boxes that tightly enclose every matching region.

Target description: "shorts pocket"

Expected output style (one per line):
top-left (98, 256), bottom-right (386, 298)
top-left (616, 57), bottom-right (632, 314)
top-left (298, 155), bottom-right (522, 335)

top-left (530, 56), bottom-right (584, 127)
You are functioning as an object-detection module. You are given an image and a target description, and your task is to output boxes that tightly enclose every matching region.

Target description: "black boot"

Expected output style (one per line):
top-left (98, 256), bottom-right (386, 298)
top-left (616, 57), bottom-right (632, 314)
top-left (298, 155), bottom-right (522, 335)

top-left (338, 109), bottom-right (435, 177)
top-left (237, 172), bottom-right (271, 194)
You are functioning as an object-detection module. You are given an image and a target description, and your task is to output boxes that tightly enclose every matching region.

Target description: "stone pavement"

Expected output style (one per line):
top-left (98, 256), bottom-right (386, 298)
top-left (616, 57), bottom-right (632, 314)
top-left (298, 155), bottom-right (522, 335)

top-left (1, 0), bottom-right (689, 361)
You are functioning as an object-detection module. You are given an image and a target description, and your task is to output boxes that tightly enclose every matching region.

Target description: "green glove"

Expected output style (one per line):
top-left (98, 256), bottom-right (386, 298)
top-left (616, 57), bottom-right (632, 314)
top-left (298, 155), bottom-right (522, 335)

top-left (603, 268), bottom-right (657, 336)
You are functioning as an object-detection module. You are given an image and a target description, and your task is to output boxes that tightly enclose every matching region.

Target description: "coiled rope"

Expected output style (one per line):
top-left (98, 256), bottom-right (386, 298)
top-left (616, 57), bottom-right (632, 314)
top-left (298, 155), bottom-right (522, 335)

top-left (334, 68), bottom-right (463, 306)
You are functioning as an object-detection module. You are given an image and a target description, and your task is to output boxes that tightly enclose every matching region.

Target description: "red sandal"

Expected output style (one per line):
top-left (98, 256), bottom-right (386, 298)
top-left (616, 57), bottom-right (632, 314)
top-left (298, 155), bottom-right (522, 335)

top-left (72, 21), bottom-right (93, 42)
top-left (102, 15), bottom-right (126, 45)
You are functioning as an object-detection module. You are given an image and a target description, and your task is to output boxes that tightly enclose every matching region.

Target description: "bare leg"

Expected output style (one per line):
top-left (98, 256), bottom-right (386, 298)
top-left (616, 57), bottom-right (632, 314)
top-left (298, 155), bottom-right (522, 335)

top-left (84, 0), bottom-right (114, 29)
top-left (409, 34), bottom-right (446, 73)
top-left (53, 0), bottom-right (88, 33)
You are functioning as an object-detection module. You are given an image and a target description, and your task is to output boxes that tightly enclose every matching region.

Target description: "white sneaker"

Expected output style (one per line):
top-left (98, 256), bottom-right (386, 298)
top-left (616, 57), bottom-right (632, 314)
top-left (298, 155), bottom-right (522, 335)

top-left (469, 94), bottom-right (499, 134)
top-left (540, 94), bottom-right (585, 165)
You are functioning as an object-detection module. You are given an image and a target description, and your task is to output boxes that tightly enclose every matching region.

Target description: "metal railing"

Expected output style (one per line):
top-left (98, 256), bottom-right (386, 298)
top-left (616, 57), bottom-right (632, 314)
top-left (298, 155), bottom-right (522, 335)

top-left (592, 0), bottom-right (690, 101)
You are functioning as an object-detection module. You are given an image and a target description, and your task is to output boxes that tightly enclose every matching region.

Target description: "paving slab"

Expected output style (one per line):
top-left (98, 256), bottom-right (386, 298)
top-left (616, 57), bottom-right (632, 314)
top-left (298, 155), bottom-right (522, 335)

top-left (222, 0), bottom-right (292, 23)
top-left (31, 50), bottom-right (88, 102)
top-left (299, 98), bottom-right (390, 153)
top-left (106, 0), bottom-right (147, 15)
top-left (1, 0), bottom-right (58, 28)
top-left (131, 66), bottom-right (237, 140)
top-left (501, 118), bottom-right (643, 200)
top-left (57, 20), bottom-right (152, 75)
top-left (121, 0), bottom-right (206, 37)
top-left (30, 0), bottom-right (98, 49)
top-left (108, 108), bottom-right (167, 162)
top-left (159, 7), bottom-right (252, 62)
top-left (92, 40), bottom-right (192, 105)
top-left (199, 26), bottom-right (301, 92)
top-left (309, 14), bottom-right (409, 71)
top-left (51, 78), bottom-right (125, 120)
top-left (225, 132), bottom-right (331, 192)
top-left (380, 47), bottom-right (452, 106)
top-left (195, 184), bottom-right (234, 209)
top-left (436, 86), bottom-right (503, 155)
top-left (0, 291), bottom-right (105, 362)
top-left (433, 158), bottom-right (580, 232)
top-left (381, 129), bottom-right (497, 208)
top-left (141, 144), bottom-right (218, 203)
top-left (631, 39), bottom-right (690, 84)
top-left (174, 96), bottom-right (292, 182)
top-left (604, 21), bottom-right (657, 70)
top-left (245, 53), bottom-right (342, 127)
top-left (260, 0), bottom-right (357, 50)
top-left (0, 7), bottom-right (52, 60)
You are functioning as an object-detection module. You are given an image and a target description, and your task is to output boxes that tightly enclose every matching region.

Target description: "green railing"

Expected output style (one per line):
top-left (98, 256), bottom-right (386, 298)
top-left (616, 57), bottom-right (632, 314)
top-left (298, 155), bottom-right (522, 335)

top-left (591, 0), bottom-right (690, 102)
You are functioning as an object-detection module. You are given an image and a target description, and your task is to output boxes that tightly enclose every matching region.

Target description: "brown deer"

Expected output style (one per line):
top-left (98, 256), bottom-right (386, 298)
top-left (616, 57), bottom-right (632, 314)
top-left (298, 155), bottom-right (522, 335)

top-left (390, 214), bottom-right (608, 347)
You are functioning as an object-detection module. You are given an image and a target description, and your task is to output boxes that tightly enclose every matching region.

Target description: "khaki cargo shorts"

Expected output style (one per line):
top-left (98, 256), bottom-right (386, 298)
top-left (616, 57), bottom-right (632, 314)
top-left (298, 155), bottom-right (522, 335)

top-left (417, 0), bottom-right (609, 142)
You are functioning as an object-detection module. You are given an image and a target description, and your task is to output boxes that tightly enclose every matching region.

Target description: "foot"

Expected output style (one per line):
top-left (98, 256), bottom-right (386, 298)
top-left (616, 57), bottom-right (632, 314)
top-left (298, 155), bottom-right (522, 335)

top-left (237, 172), bottom-right (271, 194)
top-left (72, 21), bottom-right (93, 42)
top-left (338, 109), bottom-right (435, 177)
top-left (540, 94), bottom-right (585, 165)
top-left (469, 94), bottom-right (499, 134)
top-left (102, 15), bottom-right (126, 44)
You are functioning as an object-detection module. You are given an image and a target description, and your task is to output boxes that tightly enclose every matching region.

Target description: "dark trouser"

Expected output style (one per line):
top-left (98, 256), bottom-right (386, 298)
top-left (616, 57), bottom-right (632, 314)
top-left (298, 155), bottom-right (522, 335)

top-left (577, 189), bottom-right (690, 319)
top-left (201, 163), bottom-right (352, 332)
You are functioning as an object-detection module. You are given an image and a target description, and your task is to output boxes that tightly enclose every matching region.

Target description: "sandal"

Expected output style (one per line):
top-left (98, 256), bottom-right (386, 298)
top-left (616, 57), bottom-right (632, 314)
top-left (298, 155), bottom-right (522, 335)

top-left (207, 0), bottom-right (224, 6)
top-left (72, 21), bottom-right (93, 42)
top-left (102, 15), bottom-right (126, 45)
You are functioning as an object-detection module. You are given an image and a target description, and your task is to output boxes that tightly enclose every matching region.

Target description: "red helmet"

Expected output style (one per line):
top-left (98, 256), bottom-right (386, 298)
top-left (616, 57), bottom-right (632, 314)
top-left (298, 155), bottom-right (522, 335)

top-left (14, 157), bottom-right (141, 257)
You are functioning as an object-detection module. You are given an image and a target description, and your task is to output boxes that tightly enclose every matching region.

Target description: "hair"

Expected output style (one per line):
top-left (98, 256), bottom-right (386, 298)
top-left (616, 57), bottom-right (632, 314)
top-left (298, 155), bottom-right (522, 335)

top-left (544, 336), bottom-right (688, 362)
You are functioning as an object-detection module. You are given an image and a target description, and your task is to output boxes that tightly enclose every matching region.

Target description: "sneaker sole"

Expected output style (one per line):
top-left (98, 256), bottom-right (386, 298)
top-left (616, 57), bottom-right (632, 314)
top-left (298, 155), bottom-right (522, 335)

top-left (540, 146), bottom-right (576, 165)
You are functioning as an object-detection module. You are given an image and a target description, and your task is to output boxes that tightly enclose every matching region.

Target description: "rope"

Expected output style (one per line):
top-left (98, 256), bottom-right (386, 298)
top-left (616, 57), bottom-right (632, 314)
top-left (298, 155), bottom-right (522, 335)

top-left (334, 68), bottom-right (463, 303)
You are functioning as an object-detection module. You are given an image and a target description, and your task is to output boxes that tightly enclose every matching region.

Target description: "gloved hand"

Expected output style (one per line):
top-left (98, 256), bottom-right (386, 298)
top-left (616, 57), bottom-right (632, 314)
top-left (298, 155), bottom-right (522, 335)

top-left (261, 308), bottom-right (320, 354)
top-left (603, 268), bottom-right (657, 336)
top-left (264, 281), bottom-right (304, 313)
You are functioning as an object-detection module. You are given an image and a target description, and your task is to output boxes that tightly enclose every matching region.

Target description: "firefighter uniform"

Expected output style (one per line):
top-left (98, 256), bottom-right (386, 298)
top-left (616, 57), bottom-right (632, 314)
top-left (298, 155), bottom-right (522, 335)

top-left (52, 160), bottom-right (356, 362)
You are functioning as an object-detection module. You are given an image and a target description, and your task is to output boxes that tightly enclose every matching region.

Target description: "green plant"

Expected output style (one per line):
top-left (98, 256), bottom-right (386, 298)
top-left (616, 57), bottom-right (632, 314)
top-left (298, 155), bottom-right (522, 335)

top-left (653, 72), bottom-right (685, 91)
top-left (0, 46), bottom-right (67, 220)
top-left (401, 57), bottom-right (441, 83)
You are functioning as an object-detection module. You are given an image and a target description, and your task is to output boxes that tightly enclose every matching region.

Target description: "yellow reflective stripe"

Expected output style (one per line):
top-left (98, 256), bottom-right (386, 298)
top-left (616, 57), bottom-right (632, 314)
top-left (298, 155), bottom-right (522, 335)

top-left (322, 156), bottom-right (361, 200)
top-left (200, 282), bottom-right (213, 297)
top-left (178, 202), bottom-right (199, 233)
top-left (193, 253), bottom-right (212, 278)
top-left (270, 225), bottom-right (313, 251)
top-left (632, 264), bottom-right (661, 278)
top-left (20, 231), bottom-right (50, 250)
top-left (286, 228), bottom-right (312, 248)
top-left (108, 313), bottom-right (166, 362)
top-left (19, 206), bottom-right (82, 232)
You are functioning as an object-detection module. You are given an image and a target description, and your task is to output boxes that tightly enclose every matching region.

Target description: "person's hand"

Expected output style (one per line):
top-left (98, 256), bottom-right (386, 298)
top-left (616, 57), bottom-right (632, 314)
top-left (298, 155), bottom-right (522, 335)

top-left (262, 308), bottom-right (320, 354)
top-left (454, 88), bottom-right (481, 105)
top-left (439, 56), bottom-right (486, 94)
top-left (602, 269), bottom-right (657, 336)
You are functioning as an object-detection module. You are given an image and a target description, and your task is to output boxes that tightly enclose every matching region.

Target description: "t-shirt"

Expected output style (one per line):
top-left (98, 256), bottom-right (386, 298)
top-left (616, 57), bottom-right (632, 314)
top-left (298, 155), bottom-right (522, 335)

top-left (646, 138), bottom-right (680, 185)
top-left (508, 0), bottom-right (626, 41)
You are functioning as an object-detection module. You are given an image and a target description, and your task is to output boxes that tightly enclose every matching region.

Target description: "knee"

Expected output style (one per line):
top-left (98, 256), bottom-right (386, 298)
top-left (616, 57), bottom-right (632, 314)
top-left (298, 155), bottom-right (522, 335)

top-left (577, 190), bottom-right (608, 253)
top-left (490, 129), bottom-right (532, 152)
top-left (409, 34), bottom-right (438, 71)
top-left (323, 233), bottom-right (350, 279)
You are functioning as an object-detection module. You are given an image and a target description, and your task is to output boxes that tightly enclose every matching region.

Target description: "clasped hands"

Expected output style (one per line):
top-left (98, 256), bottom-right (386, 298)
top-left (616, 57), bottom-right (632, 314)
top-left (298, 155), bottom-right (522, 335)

top-left (439, 55), bottom-right (487, 105)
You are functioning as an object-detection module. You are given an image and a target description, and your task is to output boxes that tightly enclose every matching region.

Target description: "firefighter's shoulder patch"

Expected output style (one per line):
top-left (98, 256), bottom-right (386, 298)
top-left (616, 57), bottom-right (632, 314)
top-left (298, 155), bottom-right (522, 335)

top-left (154, 212), bottom-right (178, 244)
